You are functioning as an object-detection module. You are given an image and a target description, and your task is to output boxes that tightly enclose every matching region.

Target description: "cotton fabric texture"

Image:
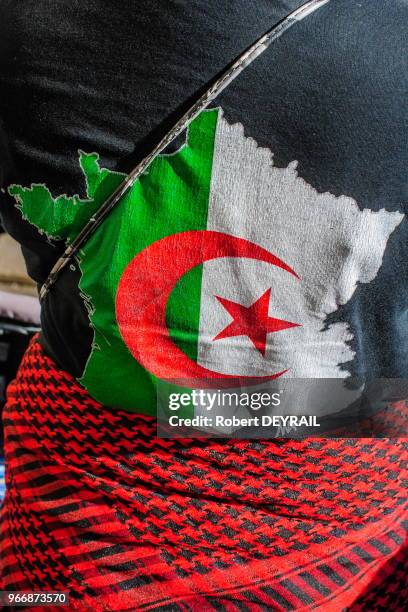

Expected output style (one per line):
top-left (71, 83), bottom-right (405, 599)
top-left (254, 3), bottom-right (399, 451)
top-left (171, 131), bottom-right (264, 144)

top-left (1, 339), bottom-right (407, 610)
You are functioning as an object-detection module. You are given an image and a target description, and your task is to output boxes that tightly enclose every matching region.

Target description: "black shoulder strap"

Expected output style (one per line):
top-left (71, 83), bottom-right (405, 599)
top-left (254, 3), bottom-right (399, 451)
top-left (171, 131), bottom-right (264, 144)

top-left (40, 0), bottom-right (330, 301)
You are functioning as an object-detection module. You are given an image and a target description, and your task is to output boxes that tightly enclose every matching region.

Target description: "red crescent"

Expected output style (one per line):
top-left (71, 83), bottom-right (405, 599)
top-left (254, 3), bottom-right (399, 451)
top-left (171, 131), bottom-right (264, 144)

top-left (116, 230), bottom-right (299, 384)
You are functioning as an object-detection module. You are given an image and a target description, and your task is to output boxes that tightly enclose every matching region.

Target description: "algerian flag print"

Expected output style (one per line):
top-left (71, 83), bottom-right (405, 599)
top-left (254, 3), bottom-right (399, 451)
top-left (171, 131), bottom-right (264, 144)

top-left (9, 108), bottom-right (404, 414)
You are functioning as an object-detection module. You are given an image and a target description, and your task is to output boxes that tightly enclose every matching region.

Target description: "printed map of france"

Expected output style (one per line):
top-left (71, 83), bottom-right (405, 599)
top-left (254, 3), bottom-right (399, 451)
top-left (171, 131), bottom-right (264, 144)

top-left (9, 109), bottom-right (404, 413)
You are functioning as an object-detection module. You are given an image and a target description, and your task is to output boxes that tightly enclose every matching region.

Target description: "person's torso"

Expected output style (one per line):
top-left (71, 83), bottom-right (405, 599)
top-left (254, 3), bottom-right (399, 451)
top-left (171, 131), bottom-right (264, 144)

top-left (0, 0), bottom-right (406, 413)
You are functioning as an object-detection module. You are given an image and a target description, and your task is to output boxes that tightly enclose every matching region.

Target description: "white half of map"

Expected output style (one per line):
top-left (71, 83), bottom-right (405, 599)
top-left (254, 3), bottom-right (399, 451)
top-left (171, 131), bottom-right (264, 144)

top-left (197, 112), bottom-right (404, 379)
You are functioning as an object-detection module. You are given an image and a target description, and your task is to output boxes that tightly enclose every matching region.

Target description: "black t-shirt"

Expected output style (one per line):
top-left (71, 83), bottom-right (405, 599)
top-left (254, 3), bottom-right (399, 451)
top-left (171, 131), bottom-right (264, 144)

top-left (0, 1), bottom-right (407, 409)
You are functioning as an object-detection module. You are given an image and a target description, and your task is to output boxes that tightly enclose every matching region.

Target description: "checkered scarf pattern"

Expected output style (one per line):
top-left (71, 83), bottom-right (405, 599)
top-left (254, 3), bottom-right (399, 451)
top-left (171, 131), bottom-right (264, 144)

top-left (1, 338), bottom-right (407, 611)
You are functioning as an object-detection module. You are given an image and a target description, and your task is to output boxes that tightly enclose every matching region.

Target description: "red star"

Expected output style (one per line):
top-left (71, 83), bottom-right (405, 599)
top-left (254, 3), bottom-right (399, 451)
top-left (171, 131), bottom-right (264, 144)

top-left (213, 288), bottom-right (300, 357)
